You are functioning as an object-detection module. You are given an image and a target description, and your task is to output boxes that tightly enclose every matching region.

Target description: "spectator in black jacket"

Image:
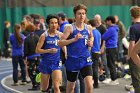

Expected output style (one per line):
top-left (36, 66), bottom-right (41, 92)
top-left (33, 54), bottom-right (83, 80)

top-left (24, 24), bottom-right (40, 90)
top-left (3, 21), bottom-right (10, 58)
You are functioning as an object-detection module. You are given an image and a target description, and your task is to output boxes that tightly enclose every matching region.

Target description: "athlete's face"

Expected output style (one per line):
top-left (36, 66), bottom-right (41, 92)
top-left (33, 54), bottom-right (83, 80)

top-left (49, 18), bottom-right (59, 31)
top-left (75, 9), bottom-right (86, 23)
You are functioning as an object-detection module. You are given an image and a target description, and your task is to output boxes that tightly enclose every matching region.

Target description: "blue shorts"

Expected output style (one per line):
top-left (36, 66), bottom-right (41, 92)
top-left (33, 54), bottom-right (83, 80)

top-left (38, 60), bottom-right (62, 74)
top-left (65, 56), bottom-right (93, 72)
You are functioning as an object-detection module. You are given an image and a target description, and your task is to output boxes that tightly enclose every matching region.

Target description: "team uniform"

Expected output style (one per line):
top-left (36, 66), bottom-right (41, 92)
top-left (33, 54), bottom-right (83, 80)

top-left (38, 31), bottom-right (62, 74)
top-left (65, 23), bottom-right (93, 82)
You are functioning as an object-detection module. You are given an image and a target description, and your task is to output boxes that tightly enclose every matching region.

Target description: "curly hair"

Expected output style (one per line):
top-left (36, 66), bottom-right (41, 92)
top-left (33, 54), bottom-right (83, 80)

top-left (130, 6), bottom-right (140, 18)
top-left (46, 14), bottom-right (59, 25)
top-left (73, 4), bottom-right (87, 15)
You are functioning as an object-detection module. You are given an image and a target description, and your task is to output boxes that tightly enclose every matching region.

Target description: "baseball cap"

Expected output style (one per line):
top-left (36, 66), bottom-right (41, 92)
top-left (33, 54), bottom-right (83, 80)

top-left (57, 12), bottom-right (66, 19)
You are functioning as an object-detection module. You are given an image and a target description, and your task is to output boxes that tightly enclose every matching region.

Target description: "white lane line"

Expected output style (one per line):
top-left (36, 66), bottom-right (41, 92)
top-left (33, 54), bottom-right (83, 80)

top-left (1, 74), bottom-right (23, 93)
top-left (0, 70), bottom-right (12, 75)
top-left (0, 68), bottom-right (12, 71)
top-left (0, 66), bottom-right (11, 68)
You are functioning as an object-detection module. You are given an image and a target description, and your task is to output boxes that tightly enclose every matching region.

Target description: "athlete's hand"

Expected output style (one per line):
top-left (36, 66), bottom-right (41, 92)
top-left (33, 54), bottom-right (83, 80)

top-left (87, 40), bottom-right (93, 47)
top-left (100, 47), bottom-right (105, 54)
top-left (48, 48), bottom-right (58, 53)
top-left (74, 32), bottom-right (82, 41)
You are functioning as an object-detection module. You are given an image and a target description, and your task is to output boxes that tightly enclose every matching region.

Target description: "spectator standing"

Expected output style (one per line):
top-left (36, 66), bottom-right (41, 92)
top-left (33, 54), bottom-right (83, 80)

top-left (3, 21), bottom-right (10, 59)
top-left (34, 18), bottom-right (45, 37)
top-left (131, 39), bottom-right (140, 68)
top-left (128, 6), bottom-right (140, 93)
top-left (94, 14), bottom-right (110, 83)
top-left (102, 16), bottom-right (119, 85)
top-left (9, 24), bottom-right (26, 85)
top-left (24, 24), bottom-right (40, 90)
top-left (88, 18), bottom-right (101, 88)
top-left (114, 15), bottom-right (126, 62)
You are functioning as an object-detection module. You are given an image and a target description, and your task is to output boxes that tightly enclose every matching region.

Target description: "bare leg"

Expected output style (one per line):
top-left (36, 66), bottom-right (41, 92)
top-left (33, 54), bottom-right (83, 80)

top-left (40, 73), bottom-right (50, 91)
top-left (66, 81), bottom-right (76, 93)
top-left (84, 76), bottom-right (93, 93)
top-left (52, 70), bottom-right (62, 93)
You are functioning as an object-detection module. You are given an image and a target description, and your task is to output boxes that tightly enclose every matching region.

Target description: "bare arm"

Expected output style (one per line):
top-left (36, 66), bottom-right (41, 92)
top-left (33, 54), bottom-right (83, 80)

top-left (62, 46), bottom-right (67, 59)
top-left (58, 24), bottom-right (80, 47)
top-left (57, 32), bottom-right (67, 59)
top-left (131, 40), bottom-right (140, 68)
top-left (35, 33), bottom-right (57, 54)
top-left (128, 41), bottom-right (135, 59)
top-left (87, 25), bottom-right (94, 47)
top-left (100, 40), bottom-right (105, 54)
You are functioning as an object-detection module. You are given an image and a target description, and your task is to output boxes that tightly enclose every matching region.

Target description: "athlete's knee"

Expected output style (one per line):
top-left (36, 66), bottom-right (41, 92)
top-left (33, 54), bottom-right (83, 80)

top-left (67, 81), bottom-right (75, 91)
top-left (85, 83), bottom-right (93, 91)
top-left (53, 79), bottom-right (61, 87)
top-left (53, 85), bottom-right (60, 92)
top-left (84, 76), bottom-right (93, 90)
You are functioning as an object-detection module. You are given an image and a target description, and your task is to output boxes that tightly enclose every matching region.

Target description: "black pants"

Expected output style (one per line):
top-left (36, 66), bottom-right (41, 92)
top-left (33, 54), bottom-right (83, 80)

top-left (66, 65), bottom-right (93, 82)
top-left (129, 59), bottom-right (140, 93)
top-left (106, 48), bottom-right (117, 81)
top-left (12, 56), bottom-right (26, 83)
top-left (91, 53), bottom-right (100, 85)
top-left (3, 42), bottom-right (9, 58)
top-left (28, 57), bottom-right (40, 87)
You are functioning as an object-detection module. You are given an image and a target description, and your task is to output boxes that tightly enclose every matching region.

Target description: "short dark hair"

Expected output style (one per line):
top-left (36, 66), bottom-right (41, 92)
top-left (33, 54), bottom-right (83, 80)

top-left (88, 18), bottom-right (98, 27)
top-left (4, 21), bottom-right (10, 26)
top-left (46, 14), bottom-right (59, 25)
top-left (30, 14), bottom-right (41, 20)
top-left (33, 19), bottom-right (40, 25)
top-left (105, 16), bottom-right (115, 24)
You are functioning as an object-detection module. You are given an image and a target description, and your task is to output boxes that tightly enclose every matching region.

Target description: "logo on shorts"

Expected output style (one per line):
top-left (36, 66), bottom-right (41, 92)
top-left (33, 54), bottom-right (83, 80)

top-left (87, 57), bottom-right (92, 62)
top-left (59, 60), bottom-right (62, 66)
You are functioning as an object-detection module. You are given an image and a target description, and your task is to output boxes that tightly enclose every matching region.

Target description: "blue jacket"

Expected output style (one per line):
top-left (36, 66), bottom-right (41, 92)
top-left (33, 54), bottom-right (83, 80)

top-left (9, 33), bottom-right (25, 56)
top-left (59, 21), bottom-right (69, 33)
top-left (102, 25), bottom-right (119, 48)
top-left (91, 29), bottom-right (101, 53)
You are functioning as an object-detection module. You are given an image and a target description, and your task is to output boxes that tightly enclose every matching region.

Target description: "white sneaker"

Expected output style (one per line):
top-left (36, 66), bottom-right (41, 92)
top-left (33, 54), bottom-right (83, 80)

top-left (124, 74), bottom-right (131, 79)
top-left (125, 84), bottom-right (134, 91)
top-left (102, 78), bottom-right (111, 84)
top-left (108, 79), bottom-right (119, 85)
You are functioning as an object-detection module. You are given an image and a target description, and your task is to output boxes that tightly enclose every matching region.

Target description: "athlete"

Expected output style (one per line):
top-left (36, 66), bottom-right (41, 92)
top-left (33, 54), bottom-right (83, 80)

top-left (36, 14), bottom-right (63, 93)
top-left (58, 4), bottom-right (94, 93)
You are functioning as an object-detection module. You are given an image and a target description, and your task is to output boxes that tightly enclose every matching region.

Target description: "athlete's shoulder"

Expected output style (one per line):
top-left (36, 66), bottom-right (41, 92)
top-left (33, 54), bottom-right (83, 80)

top-left (39, 31), bottom-right (46, 40)
top-left (64, 24), bottom-right (73, 30)
top-left (64, 24), bottom-right (73, 34)
top-left (57, 31), bottom-right (63, 35)
top-left (56, 31), bottom-right (63, 39)
top-left (87, 24), bottom-right (92, 30)
top-left (65, 24), bottom-right (72, 27)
